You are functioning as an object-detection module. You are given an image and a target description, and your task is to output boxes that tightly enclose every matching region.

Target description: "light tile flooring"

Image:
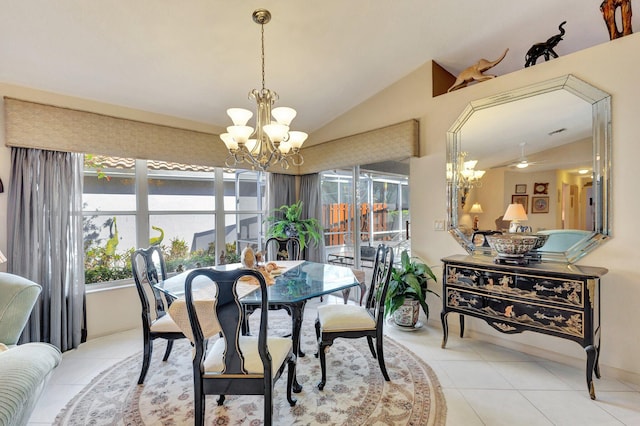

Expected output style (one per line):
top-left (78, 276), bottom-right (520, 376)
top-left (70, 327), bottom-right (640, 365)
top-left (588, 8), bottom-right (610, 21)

top-left (30, 296), bottom-right (640, 426)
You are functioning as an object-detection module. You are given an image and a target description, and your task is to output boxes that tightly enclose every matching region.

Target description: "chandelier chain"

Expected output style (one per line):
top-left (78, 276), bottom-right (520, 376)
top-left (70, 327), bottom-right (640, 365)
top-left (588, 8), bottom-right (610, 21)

top-left (260, 23), bottom-right (265, 91)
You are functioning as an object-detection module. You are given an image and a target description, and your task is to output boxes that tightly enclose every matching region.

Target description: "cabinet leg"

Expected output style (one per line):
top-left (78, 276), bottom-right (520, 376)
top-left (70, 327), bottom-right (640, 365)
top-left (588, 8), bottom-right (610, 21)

top-left (459, 315), bottom-right (465, 338)
top-left (585, 344), bottom-right (597, 400)
top-left (594, 339), bottom-right (602, 379)
top-left (440, 311), bottom-right (449, 348)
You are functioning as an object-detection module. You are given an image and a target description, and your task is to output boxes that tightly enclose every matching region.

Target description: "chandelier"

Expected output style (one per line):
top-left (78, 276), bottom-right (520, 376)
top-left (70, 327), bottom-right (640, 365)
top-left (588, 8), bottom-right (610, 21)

top-left (220, 9), bottom-right (307, 171)
top-left (447, 152), bottom-right (485, 208)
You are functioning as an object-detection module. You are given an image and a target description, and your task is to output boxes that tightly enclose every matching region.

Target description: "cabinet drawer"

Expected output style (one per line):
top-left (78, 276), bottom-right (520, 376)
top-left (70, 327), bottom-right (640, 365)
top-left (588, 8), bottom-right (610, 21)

top-left (446, 265), bottom-right (584, 308)
top-left (446, 288), bottom-right (584, 338)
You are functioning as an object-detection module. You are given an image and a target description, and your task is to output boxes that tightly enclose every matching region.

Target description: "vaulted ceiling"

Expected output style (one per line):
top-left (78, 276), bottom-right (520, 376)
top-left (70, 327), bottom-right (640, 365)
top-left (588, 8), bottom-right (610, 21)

top-left (0, 1), bottom-right (635, 146)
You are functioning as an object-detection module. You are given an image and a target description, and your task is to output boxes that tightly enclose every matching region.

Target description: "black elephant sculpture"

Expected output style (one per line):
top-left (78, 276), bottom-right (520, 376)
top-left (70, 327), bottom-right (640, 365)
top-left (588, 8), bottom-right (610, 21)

top-left (524, 21), bottom-right (566, 67)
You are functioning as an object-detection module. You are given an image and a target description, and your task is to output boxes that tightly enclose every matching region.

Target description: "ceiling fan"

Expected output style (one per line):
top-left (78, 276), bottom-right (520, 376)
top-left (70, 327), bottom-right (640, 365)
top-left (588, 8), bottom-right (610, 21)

top-left (492, 142), bottom-right (543, 169)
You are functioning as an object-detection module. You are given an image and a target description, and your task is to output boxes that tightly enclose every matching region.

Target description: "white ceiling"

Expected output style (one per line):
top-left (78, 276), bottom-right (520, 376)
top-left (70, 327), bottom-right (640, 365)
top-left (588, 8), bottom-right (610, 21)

top-left (0, 1), bottom-right (634, 143)
top-left (460, 89), bottom-right (593, 171)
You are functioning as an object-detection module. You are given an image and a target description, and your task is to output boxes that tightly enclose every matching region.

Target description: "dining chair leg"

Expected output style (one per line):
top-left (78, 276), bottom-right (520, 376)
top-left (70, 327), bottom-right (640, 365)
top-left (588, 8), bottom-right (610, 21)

top-left (376, 337), bottom-right (390, 381)
top-left (317, 342), bottom-right (328, 390)
top-left (162, 339), bottom-right (174, 361)
top-left (264, 377), bottom-right (273, 426)
top-left (366, 336), bottom-right (377, 359)
top-left (194, 379), bottom-right (205, 426)
top-left (138, 335), bottom-right (152, 384)
top-left (314, 317), bottom-right (321, 356)
top-left (216, 395), bottom-right (225, 405)
top-left (286, 358), bottom-right (298, 405)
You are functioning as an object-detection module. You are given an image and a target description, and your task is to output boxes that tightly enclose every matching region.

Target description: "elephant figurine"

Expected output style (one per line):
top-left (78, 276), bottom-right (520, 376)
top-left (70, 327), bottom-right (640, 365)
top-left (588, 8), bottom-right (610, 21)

top-left (525, 21), bottom-right (566, 67)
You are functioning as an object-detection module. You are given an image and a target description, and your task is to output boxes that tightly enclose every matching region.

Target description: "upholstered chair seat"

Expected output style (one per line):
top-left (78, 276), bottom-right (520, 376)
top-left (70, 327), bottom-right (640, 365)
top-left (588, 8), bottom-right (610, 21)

top-left (203, 336), bottom-right (292, 376)
top-left (149, 313), bottom-right (183, 333)
top-left (317, 305), bottom-right (376, 332)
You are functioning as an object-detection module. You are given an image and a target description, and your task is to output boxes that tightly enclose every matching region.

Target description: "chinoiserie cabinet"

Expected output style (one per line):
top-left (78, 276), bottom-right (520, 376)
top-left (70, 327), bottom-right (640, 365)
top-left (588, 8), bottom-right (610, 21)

top-left (440, 255), bottom-right (607, 399)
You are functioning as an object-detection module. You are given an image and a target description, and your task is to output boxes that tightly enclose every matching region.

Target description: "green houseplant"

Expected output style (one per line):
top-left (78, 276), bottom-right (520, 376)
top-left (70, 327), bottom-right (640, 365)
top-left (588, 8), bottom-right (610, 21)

top-left (385, 250), bottom-right (439, 327)
top-left (265, 200), bottom-right (322, 251)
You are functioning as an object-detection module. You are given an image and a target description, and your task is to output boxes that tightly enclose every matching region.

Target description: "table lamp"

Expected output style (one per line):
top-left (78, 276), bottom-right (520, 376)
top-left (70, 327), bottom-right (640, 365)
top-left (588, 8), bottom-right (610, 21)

top-left (503, 203), bottom-right (528, 232)
top-left (469, 202), bottom-right (483, 230)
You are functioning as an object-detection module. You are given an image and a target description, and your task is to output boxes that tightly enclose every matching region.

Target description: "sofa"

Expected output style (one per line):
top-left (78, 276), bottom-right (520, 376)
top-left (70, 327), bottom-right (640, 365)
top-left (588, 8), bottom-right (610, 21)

top-left (0, 272), bottom-right (62, 426)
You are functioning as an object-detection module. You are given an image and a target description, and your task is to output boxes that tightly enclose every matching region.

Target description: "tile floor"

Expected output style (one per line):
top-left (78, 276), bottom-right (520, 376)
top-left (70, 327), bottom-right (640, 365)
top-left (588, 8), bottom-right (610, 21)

top-left (29, 296), bottom-right (640, 426)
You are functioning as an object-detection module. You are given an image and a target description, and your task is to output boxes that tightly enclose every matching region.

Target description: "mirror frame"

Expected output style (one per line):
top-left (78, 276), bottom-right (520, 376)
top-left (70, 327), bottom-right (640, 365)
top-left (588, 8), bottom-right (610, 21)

top-left (446, 75), bottom-right (611, 263)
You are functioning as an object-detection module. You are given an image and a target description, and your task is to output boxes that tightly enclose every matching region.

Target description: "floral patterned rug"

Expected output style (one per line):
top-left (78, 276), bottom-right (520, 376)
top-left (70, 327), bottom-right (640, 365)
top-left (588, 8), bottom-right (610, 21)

top-left (55, 311), bottom-right (446, 425)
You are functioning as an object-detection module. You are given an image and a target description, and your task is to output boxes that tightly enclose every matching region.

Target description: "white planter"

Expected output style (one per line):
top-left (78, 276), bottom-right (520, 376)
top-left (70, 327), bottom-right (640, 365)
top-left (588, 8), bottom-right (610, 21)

top-left (393, 298), bottom-right (420, 327)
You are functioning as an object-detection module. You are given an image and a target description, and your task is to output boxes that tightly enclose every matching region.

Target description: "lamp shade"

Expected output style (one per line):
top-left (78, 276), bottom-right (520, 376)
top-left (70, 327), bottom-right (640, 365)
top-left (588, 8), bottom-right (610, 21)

top-left (272, 107), bottom-right (297, 125)
top-left (287, 131), bottom-right (308, 149)
top-left (469, 203), bottom-right (483, 213)
top-left (0, 250), bottom-right (6, 263)
top-left (220, 133), bottom-right (238, 150)
top-left (503, 203), bottom-right (528, 221)
top-left (227, 108), bottom-right (253, 126)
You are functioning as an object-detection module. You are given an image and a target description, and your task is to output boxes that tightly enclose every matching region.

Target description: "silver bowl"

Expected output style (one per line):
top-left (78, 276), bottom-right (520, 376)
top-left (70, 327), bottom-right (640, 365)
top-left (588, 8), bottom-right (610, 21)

top-left (486, 234), bottom-right (540, 258)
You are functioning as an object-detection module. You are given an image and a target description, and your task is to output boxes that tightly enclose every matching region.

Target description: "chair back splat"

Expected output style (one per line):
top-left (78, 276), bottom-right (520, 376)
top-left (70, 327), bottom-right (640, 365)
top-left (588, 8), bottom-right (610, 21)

top-left (131, 246), bottom-right (186, 384)
top-left (315, 244), bottom-right (394, 390)
top-left (184, 267), bottom-right (297, 426)
top-left (264, 237), bottom-right (301, 261)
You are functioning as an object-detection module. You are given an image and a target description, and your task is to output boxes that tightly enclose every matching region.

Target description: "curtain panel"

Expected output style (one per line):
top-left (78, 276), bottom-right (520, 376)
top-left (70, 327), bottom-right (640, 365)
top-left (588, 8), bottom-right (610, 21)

top-left (7, 148), bottom-right (85, 351)
top-left (299, 174), bottom-right (325, 263)
top-left (267, 173), bottom-right (296, 215)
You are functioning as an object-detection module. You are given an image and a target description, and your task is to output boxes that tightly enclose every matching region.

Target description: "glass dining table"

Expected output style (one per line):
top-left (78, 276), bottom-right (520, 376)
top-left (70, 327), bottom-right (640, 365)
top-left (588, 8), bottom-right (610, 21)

top-left (155, 260), bottom-right (361, 361)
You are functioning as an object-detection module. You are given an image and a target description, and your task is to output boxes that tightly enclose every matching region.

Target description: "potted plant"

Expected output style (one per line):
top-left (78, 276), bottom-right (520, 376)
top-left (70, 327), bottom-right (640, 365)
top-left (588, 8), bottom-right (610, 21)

top-left (385, 250), bottom-right (439, 328)
top-left (265, 200), bottom-right (322, 251)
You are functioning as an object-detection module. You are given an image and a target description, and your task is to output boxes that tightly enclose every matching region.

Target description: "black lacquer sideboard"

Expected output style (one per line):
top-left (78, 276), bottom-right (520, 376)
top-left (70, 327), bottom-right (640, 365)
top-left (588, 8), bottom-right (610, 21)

top-left (441, 254), bottom-right (607, 399)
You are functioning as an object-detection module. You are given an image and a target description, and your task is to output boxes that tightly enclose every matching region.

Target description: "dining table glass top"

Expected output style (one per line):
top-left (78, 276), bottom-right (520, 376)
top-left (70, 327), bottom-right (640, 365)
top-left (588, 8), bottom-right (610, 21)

top-left (156, 260), bottom-right (360, 303)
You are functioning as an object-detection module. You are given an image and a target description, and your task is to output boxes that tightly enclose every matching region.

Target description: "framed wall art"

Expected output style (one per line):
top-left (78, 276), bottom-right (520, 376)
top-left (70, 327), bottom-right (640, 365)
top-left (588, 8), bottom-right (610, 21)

top-left (534, 182), bottom-right (549, 194)
top-left (511, 194), bottom-right (528, 212)
top-left (515, 184), bottom-right (527, 194)
top-left (531, 196), bottom-right (549, 213)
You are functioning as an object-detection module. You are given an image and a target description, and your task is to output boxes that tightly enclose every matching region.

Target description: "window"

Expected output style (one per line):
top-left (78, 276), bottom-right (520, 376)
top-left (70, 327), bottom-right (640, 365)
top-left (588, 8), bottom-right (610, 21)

top-left (83, 156), bottom-right (266, 285)
top-left (321, 166), bottom-right (409, 268)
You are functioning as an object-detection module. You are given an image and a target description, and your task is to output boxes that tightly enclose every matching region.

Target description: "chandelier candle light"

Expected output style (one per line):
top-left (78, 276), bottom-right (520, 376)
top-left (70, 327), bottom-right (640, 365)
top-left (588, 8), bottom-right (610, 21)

top-left (220, 9), bottom-right (307, 171)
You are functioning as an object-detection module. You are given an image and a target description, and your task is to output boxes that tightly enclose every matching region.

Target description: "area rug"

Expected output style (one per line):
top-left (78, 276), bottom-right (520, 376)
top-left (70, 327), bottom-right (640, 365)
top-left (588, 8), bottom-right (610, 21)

top-left (55, 311), bottom-right (446, 425)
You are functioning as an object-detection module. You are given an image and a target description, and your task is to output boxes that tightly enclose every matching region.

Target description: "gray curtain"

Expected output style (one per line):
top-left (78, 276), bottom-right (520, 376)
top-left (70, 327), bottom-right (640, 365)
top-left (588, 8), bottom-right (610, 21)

top-left (7, 148), bottom-right (85, 351)
top-left (267, 173), bottom-right (295, 214)
top-left (299, 173), bottom-right (325, 263)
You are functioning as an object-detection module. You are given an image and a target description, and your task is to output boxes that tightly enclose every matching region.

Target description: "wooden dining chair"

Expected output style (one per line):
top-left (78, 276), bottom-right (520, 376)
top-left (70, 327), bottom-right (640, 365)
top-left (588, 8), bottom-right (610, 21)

top-left (184, 267), bottom-right (297, 426)
top-left (264, 237), bottom-right (301, 261)
top-left (314, 244), bottom-right (394, 390)
top-left (131, 246), bottom-right (186, 384)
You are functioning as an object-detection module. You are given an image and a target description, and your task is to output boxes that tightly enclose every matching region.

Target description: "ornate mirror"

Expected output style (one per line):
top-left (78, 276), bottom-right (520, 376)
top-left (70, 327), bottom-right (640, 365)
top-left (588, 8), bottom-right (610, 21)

top-left (447, 75), bottom-right (611, 263)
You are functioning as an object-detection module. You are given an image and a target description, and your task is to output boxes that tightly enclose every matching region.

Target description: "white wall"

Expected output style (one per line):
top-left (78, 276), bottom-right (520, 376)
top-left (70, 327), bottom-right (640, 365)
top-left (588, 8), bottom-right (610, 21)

top-left (311, 33), bottom-right (640, 383)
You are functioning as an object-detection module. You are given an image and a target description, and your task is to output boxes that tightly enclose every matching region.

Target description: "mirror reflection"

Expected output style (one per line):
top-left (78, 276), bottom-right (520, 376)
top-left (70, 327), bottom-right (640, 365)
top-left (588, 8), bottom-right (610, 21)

top-left (447, 75), bottom-right (611, 263)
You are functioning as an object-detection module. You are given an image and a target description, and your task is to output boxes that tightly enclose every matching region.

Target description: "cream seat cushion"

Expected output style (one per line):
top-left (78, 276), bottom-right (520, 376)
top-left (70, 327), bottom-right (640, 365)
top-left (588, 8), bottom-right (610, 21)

top-left (149, 312), bottom-right (184, 333)
top-left (318, 304), bottom-right (376, 332)
top-left (168, 299), bottom-right (221, 342)
top-left (203, 336), bottom-right (292, 377)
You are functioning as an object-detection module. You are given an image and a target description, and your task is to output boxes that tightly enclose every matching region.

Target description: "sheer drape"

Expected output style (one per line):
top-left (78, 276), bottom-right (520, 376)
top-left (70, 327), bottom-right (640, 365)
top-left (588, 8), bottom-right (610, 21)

top-left (7, 148), bottom-right (85, 351)
top-left (299, 173), bottom-right (325, 262)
